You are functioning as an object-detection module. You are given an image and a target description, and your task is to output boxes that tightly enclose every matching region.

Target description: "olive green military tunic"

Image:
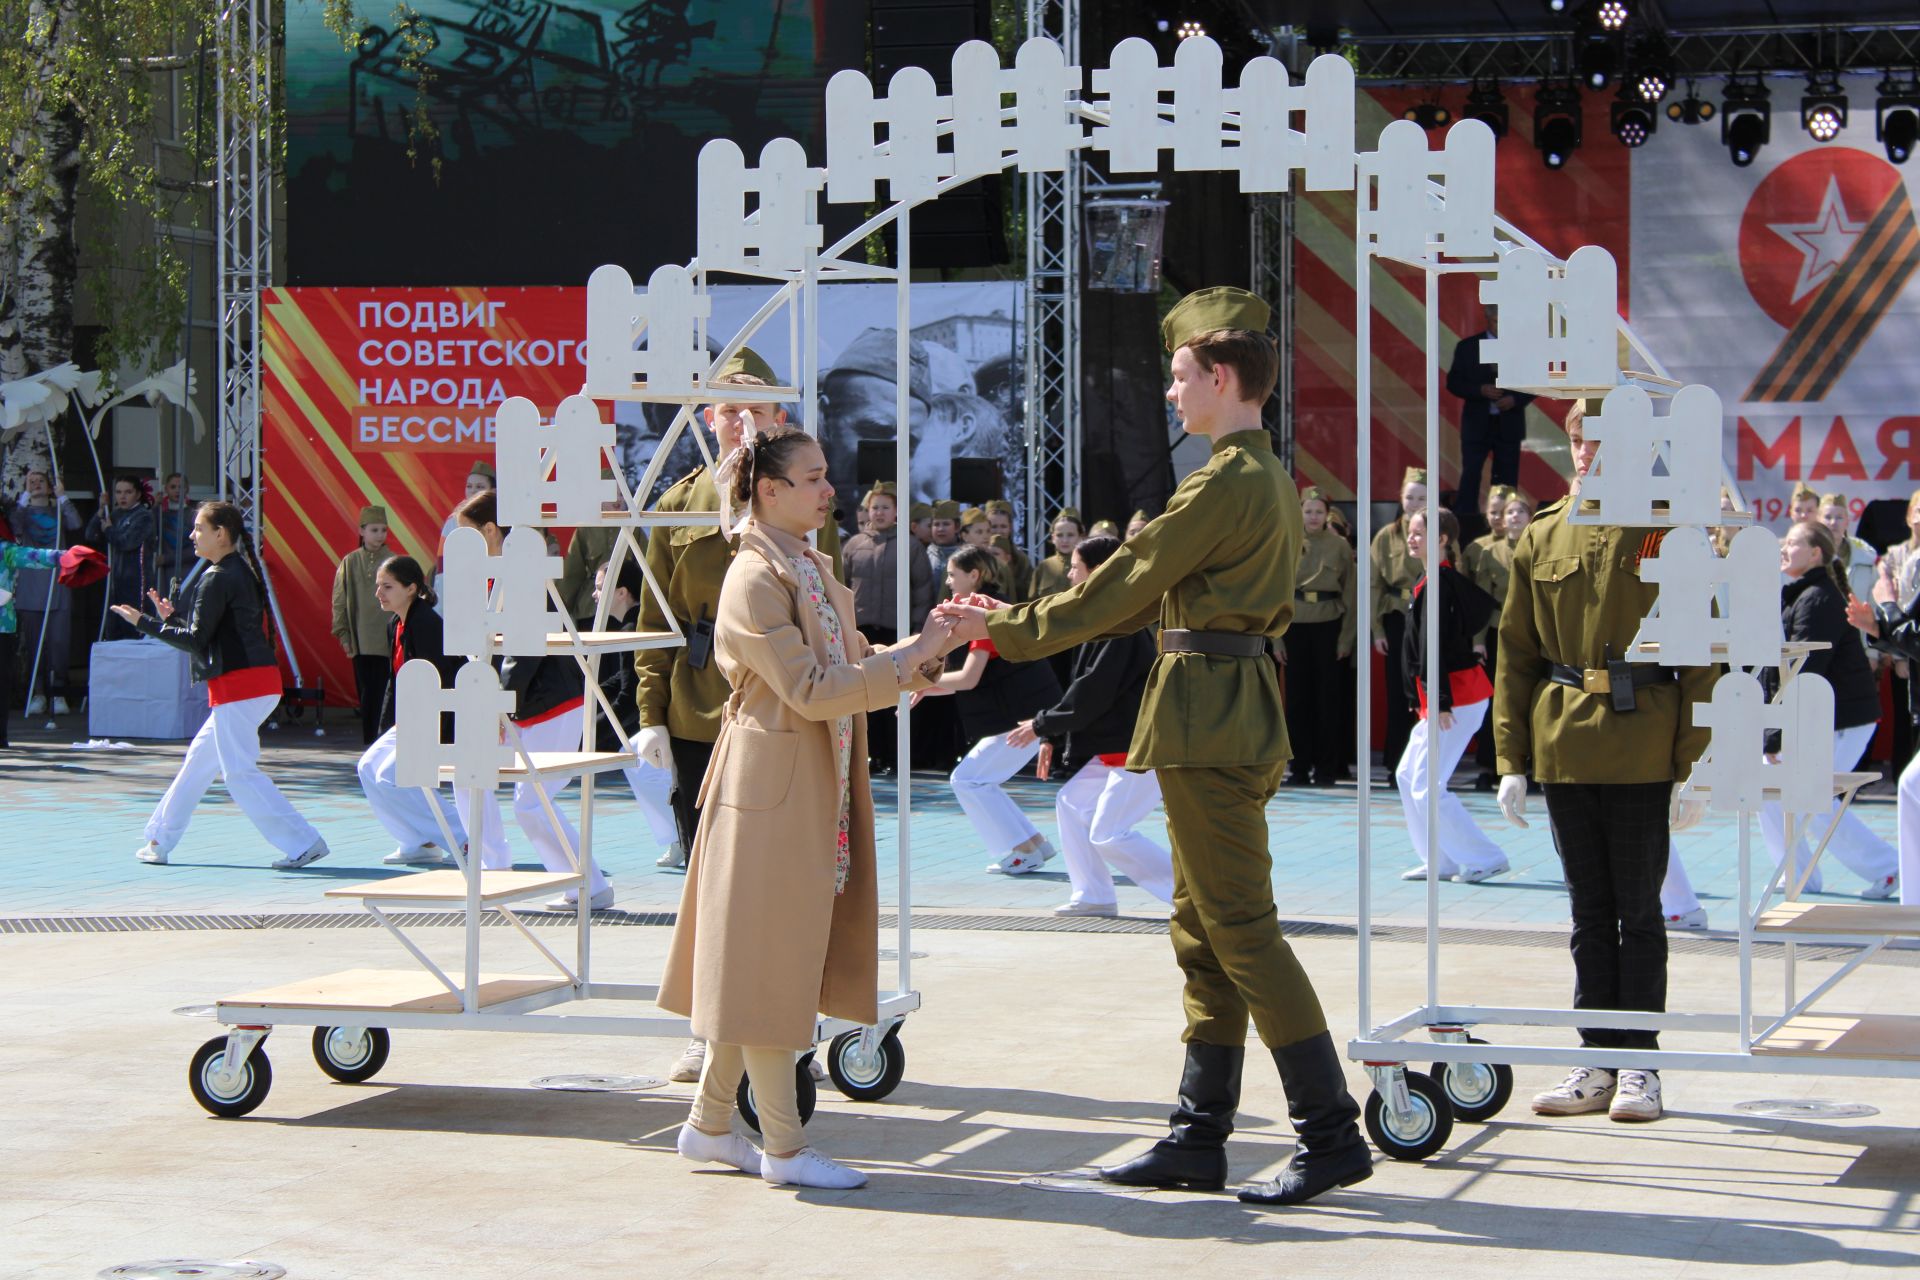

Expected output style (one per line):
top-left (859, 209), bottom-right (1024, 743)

top-left (558, 525), bottom-right (619, 620)
top-left (987, 430), bottom-right (1328, 1048)
top-left (1029, 552), bottom-right (1072, 599)
top-left (635, 467), bottom-right (842, 744)
top-left (330, 546), bottom-right (391, 658)
top-left (1294, 527), bottom-right (1356, 656)
top-left (1493, 496), bottom-right (1713, 785)
top-left (1463, 532), bottom-right (1514, 647)
top-left (1369, 519), bottom-right (1419, 642)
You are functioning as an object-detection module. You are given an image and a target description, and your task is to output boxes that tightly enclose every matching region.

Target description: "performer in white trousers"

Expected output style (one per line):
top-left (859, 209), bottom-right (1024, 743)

top-left (592, 559), bottom-right (679, 859)
top-left (1761, 722), bottom-right (1898, 897)
top-left (1848, 543), bottom-right (1920, 906)
top-left (1396, 509), bottom-right (1509, 884)
top-left (1661, 847), bottom-right (1707, 928)
top-left (912, 546), bottom-right (1061, 874)
top-left (452, 491), bottom-right (614, 908)
top-left (622, 761), bottom-right (678, 850)
top-left (354, 555), bottom-right (468, 865)
top-left (120, 501), bottom-right (329, 869)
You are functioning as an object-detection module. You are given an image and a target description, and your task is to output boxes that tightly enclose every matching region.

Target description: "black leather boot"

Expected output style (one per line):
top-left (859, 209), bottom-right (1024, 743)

top-left (1099, 1041), bottom-right (1244, 1191)
top-left (1237, 1032), bottom-right (1372, 1206)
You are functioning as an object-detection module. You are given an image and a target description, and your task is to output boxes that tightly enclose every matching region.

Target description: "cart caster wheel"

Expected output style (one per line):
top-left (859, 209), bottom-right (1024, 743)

top-left (189, 1035), bottom-right (273, 1118)
top-left (826, 1027), bottom-right (906, 1102)
top-left (313, 1026), bottom-right (391, 1084)
top-left (1364, 1070), bottom-right (1452, 1161)
top-left (737, 1053), bottom-right (818, 1135)
top-left (1429, 1039), bottom-right (1512, 1124)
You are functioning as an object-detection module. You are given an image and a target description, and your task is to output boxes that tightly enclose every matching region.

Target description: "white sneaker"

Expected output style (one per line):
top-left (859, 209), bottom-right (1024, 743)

top-left (677, 1122), bottom-right (762, 1174)
top-left (135, 840), bottom-right (167, 865)
top-left (808, 1056), bottom-right (828, 1084)
top-left (1862, 875), bottom-right (1899, 901)
top-left (1531, 1066), bottom-right (1617, 1116)
top-left (383, 842), bottom-right (446, 865)
top-left (1053, 899), bottom-right (1118, 917)
top-left (25, 695), bottom-right (46, 716)
top-left (1455, 861), bottom-right (1511, 884)
top-left (669, 1039), bottom-right (707, 1083)
top-left (544, 886), bottom-right (616, 911)
top-left (51, 696), bottom-right (70, 715)
top-left (271, 837), bottom-right (331, 870)
top-left (1609, 1069), bottom-right (1662, 1122)
top-left (657, 841), bottom-right (688, 869)
top-left (1665, 907), bottom-right (1709, 930)
top-left (761, 1147), bottom-right (867, 1190)
top-left (998, 843), bottom-right (1051, 875)
top-left (1400, 865), bottom-right (1430, 881)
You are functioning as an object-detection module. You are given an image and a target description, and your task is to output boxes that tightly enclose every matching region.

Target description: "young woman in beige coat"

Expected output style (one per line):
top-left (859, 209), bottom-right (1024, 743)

top-left (659, 427), bottom-right (951, 1191)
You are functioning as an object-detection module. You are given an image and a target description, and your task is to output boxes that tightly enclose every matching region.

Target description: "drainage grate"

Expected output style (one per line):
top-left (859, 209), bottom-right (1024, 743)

top-left (3, 909), bottom-right (1914, 966)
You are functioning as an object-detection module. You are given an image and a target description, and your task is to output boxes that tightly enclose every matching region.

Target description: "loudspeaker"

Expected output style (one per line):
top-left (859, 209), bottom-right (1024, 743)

top-left (857, 440), bottom-right (898, 486)
top-left (950, 456), bottom-right (1003, 504)
top-left (1858, 498), bottom-right (1909, 555)
top-left (872, 0), bottom-right (1008, 267)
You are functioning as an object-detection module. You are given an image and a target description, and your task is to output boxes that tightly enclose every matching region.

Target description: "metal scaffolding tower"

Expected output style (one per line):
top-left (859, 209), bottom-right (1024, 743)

top-left (1023, 0), bottom-right (1080, 552)
top-left (1250, 193), bottom-right (1295, 469)
top-left (215, 0), bottom-right (271, 523)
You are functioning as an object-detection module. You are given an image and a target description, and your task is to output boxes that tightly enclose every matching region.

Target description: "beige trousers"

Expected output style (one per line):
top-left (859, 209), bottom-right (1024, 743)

top-left (688, 1042), bottom-right (805, 1155)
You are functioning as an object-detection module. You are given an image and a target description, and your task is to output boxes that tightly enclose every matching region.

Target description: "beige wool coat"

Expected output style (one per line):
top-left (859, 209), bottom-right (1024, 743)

top-left (657, 521), bottom-right (929, 1050)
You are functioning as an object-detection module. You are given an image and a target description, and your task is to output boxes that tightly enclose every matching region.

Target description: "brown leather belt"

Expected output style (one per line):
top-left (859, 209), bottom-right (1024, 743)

top-left (1160, 629), bottom-right (1270, 658)
top-left (1296, 590), bottom-right (1337, 602)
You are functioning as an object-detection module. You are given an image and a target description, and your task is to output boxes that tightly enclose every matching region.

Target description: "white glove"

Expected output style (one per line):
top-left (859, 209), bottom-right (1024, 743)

top-left (1496, 774), bottom-right (1530, 828)
top-left (1669, 780), bottom-right (1706, 833)
top-left (635, 724), bottom-right (672, 772)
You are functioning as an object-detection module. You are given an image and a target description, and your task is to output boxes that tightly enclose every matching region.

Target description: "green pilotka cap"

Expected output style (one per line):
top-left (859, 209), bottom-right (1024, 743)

top-left (1403, 466), bottom-right (1428, 487)
top-left (358, 505), bottom-right (387, 526)
top-left (930, 499), bottom-right (961, 521)
top-left (910, 502), bottom-right (932, 521)
top-left (712, 344), bottom-right (779, 386)
top-left (1162, 286), bottom-right (1272, 353)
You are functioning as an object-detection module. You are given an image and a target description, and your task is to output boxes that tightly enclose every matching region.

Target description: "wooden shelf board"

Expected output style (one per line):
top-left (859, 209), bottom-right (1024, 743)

top-left (219, 968), bottom-right (570, 1015)
top-left (324, 869), bottom-right (582, 904)
top-left (1751, 1013), bottom-right (1920, 1061)
top-left (540, 630), bottom-right (678, 655)
top-left (1688, 771), bottom-right (1877, 803)
top-left (1633, 640), bottom-right (1825, 658)
top-left (437, 750), bottom-right (638, 780)
top-left (1755, 901), bottom-right (1920, 937)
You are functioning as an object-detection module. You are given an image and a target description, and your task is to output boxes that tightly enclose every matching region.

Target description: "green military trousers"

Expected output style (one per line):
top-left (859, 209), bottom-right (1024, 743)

top-left (1160, 762), bottom-right (1330, 1049)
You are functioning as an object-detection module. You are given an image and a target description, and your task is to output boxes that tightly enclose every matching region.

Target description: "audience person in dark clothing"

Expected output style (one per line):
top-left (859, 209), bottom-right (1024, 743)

top-left (87, 474), bottom-right (158, 640)
top-left (1446, 308), bottom-right (1535, 533)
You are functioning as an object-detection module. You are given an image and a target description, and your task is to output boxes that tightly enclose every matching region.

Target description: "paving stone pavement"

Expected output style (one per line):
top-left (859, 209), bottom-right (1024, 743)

top-left (1, 714), bottom-right (1902, 926)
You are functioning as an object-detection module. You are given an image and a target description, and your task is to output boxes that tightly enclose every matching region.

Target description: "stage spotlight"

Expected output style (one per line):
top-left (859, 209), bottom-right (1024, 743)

top-left (1403, 100), bottom-right (1453, 130)
top-left (1536, 83), bottom-right (1582, 169)
top-left (1878, 75), bottom-right (1920, 164)
top-left (1610, 86), bottom-right (1657, 147)
top-left (1465, 80), bottom-right (1509, 138)
top-left (1722, 75), bottom-right (1770, 167)
top-left (1597, 1), bottom-right (1628, 31)
top-left (1666, 90), bottom-right (1715, 125)
top-left (1802, 70), bottom-right (1847, 142)
top-left (1177, 19), bottom-right (1206, 40)
top-left (1580, 40), bottom-right (1617, 91)
top-left (1544, 0), bottom-right (1567, 12)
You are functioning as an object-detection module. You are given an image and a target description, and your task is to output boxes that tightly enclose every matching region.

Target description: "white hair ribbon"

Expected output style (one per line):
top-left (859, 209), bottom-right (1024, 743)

top-left (714, 442), bottom-right (754, 539)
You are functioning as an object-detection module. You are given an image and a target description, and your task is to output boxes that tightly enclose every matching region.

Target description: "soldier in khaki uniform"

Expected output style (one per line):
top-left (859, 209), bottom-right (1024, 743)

top-left (1370, 469), bottom-right (1424, 777)
top-left (558, 524), bottom-right (619, 620)
top-left (939, 288), bottom-right (1368, 1208)
top-left (330, 504), bottom-right (394, 746)
top-left (983, 499), bottom-right (1030, 599)
top-left (1284, 485), bottom-right (1355, 787)
top-left (1493, 401), bottom-right (1713, 1124)
top-left (1028, 507), bottom-right (1083, 598)
top-left (633, 347), bottom-right (843, 875)
top-left (1463, 485), bottom-right (1519, 787)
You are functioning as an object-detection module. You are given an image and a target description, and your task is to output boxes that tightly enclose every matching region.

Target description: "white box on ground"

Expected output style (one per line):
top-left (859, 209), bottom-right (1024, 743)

top-left (88, 639), bottom-right (212, 740)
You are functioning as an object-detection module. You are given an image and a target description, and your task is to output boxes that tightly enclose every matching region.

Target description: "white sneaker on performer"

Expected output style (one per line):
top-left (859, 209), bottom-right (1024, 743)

top-left (669, 1039), bottom-right (707, 1083)
top-left (1454, 861), bottom-right (1511, 884)
top-left (677, 1122), bottom-right (762, 1174)
top-left (135, 840), bottom-right (167, 865)
top-left (51, 696), bottom-right (70, 715)
top-left (1862, 874), bottom-right (1899, 901)
top-left (761, 1147), bottom-right (867, 1190)
top-left (1400, 865), bottom-right (1430, 881)
top-left (1609, 1069), bottom-right (1662, 1122)
top-left (544, 887), bottom-right (616, 912)
top-left (1665, 907), bottom-right (1710, 930)
top-left (808, 1055), bottom-right (828, 1084)
top-left (657, 841), bottom-right (688, 869)
top-left (1053, 899), bottom-right (1118, 918)
top-left (998, 843), bottom-right (1051, 875)
top-left (271, 837), bottom-right (331, 870)
top-left (1531, 1066), bottom-right (1617, 1116)
top-left (383, 842), bottom-right (446, 866)
top-left (25, 695), bottom-right (46, 716)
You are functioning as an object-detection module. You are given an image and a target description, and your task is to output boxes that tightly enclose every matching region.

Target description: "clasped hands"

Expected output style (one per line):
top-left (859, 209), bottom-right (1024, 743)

top-left (109, 588), bottom-right (173, 627)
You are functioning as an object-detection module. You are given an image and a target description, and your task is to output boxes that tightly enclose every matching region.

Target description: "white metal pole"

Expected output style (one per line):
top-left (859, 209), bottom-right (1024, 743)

top-left (895, 204), bottom-right (914, 1001)
top-left (465, 785), bottom-right (483, 1013)
top-left (1354, 194), bottom-right (1374, 1038)
top-left (1738, 807), bottom-right (1752, 1051)
top-left (1423, 264), bottom-right (1442, 1015)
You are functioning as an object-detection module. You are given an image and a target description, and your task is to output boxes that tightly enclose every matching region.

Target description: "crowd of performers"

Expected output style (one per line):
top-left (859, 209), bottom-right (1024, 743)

top-left (57, 285), bottom-right (1920, 1199)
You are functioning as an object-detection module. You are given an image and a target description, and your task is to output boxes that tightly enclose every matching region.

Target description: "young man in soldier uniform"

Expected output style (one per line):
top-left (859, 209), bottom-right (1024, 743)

top-left (938, 287), bottom-right (1369, 1207)
top-left (1493, 400), bottom-right (1713, 1124)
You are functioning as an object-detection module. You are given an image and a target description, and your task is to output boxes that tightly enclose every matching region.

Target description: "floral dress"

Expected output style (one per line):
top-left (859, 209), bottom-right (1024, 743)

top-left (789, 552), bottom-right (854, 895)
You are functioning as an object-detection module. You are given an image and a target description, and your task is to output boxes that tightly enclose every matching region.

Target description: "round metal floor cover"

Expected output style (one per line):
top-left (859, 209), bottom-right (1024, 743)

top-left (1020, 1169), bottom-right (1137, 1195)
top-left (98, 1261), bottom-right (286, 1280)
top-left (170, 1004), bottom-right (217, 1019)
top-left (1733, 1098), bottom-right (1880, 1120)
top-left (531, 1073), bottom-right (664, 1092)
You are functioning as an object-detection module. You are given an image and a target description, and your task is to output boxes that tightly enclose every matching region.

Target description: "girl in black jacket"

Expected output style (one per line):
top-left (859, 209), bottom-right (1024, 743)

top-left (452, 491), bottom-right (613, 910)
top-left (911, 545), bottom-right (1063, 875)
top-left (1005, 536), bottom-right (1172, 917)
top-left (1762, 522), bottom-right (1898, 898)
top-left (355, 555), bottom-right (470, 868)
top-left (1395, 508), bottom-right (1509, 884)
top-left (116, 501), bottom-right (328, 870)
